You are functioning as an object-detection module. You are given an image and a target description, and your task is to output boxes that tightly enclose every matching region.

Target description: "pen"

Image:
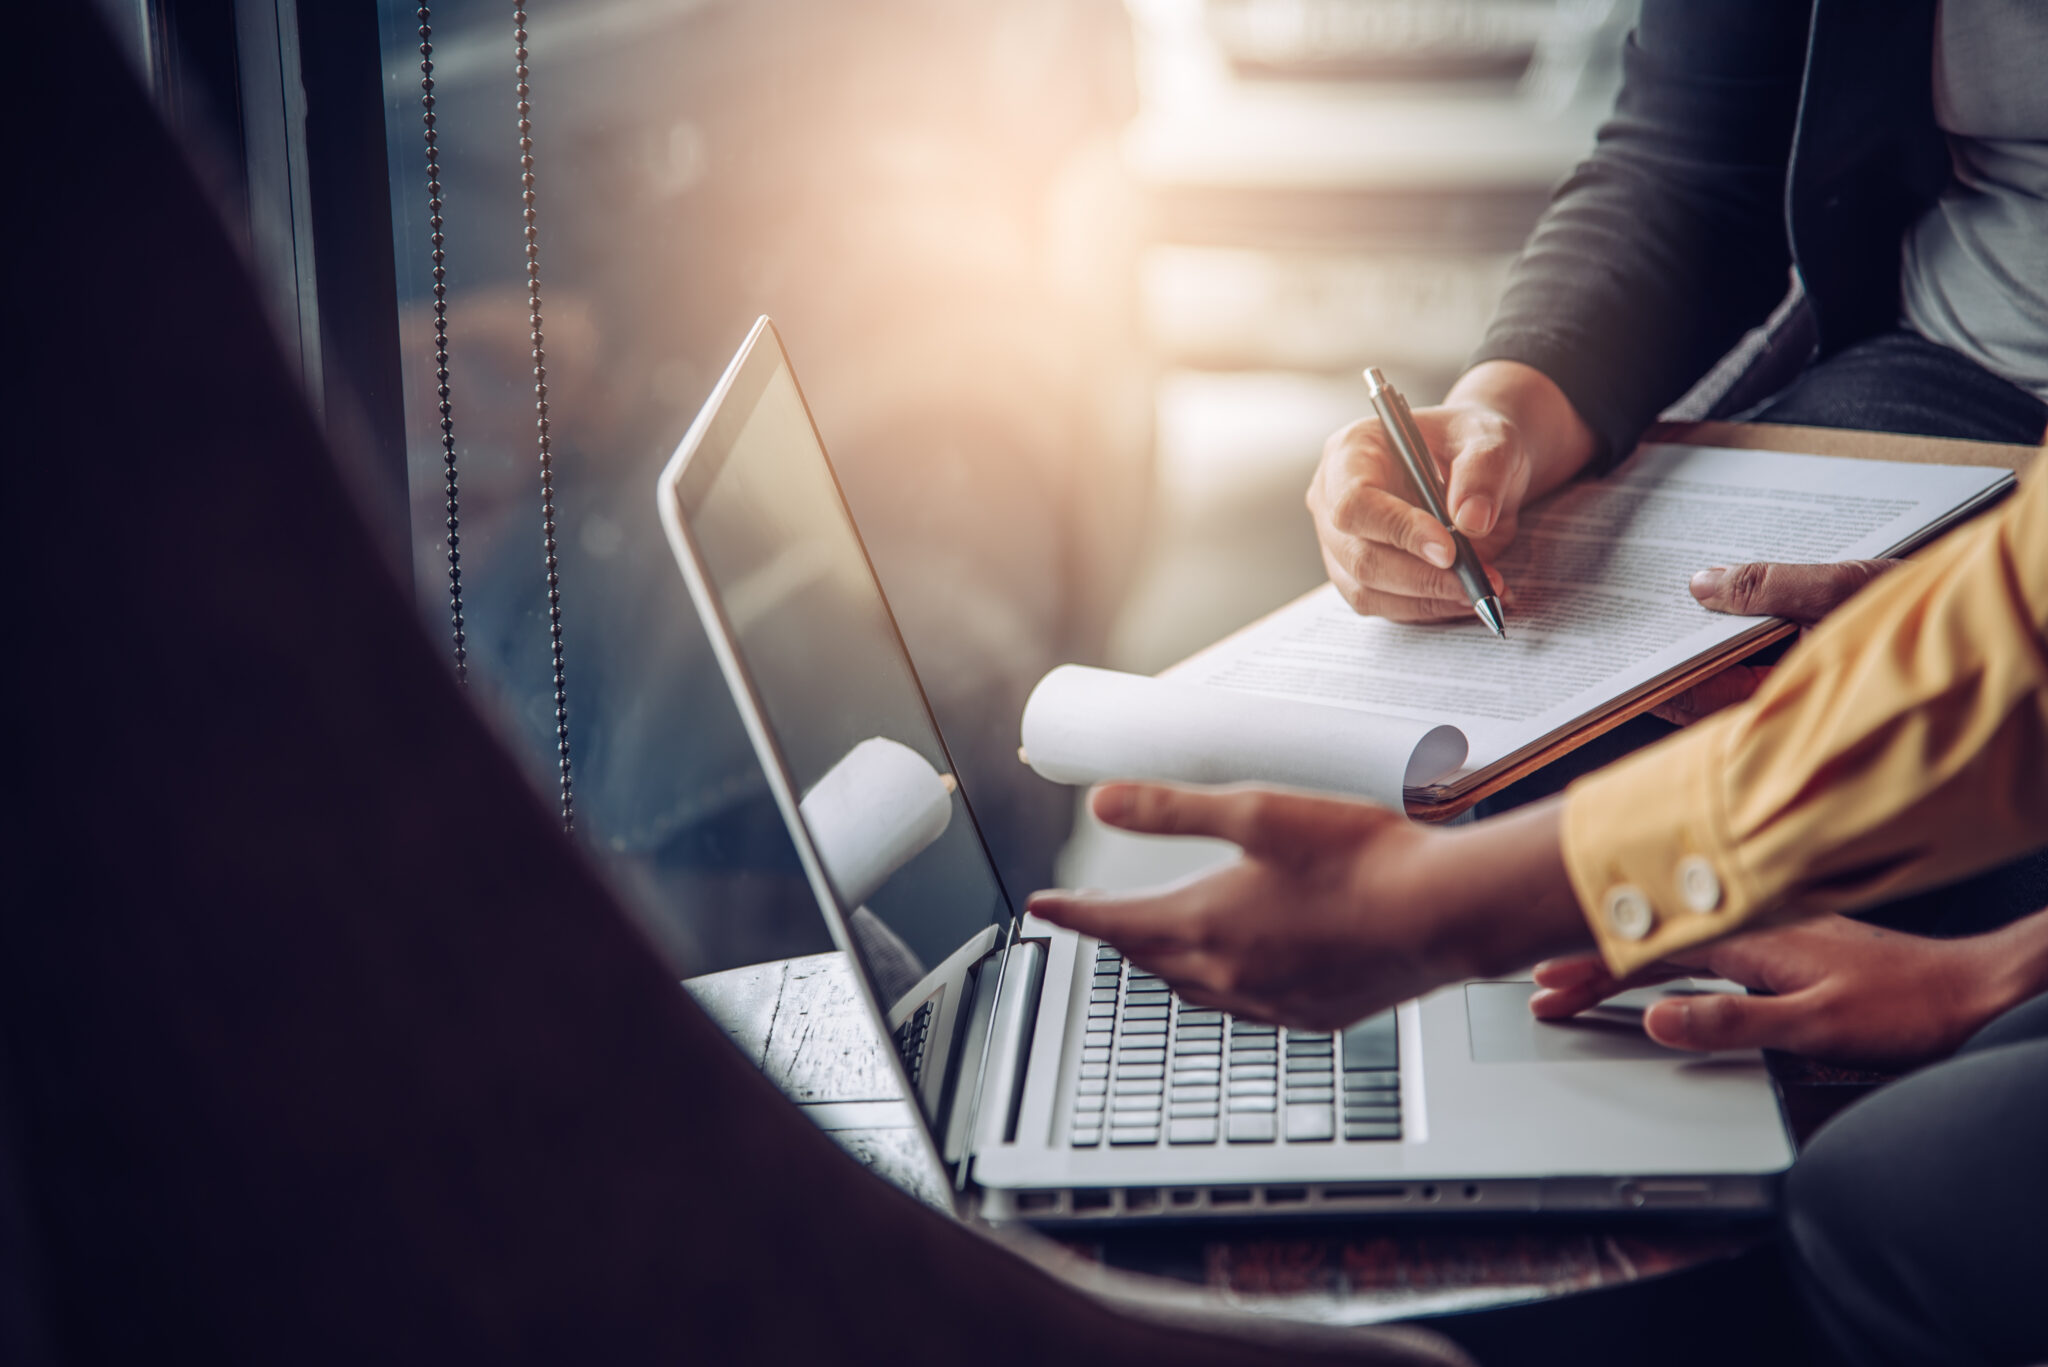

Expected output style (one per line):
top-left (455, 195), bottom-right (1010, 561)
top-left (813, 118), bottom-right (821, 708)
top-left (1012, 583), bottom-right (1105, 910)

top-left (1363, 367), bottom-right (1507, 640)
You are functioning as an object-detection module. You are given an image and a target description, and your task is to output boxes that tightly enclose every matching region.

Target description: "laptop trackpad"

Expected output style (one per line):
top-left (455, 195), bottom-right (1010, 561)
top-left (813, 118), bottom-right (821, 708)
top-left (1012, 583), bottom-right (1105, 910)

top-left (1465, 982), bottom-right (1693, 1063)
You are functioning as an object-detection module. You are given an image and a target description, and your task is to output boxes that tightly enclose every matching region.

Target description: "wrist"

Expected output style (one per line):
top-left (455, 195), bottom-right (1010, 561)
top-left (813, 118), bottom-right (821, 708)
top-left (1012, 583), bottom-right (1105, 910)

top-left (1961, 910), bottom-right (2048, 1033)
top-left (1404, 798), bottom-right (1591, 982)
top-left (1446, 360), bottom-right (1598, 499)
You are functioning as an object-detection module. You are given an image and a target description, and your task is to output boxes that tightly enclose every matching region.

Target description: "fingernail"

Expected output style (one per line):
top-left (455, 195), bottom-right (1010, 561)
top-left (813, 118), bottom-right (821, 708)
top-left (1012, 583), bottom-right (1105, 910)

top-left (1456, 496), bottom-right (1494, 536)
top-left (1690, 567), bottom-right (1726, 598)
top-left (1423, 540), bottom-right (1454, 569)
top-left (1648, 999), bottom-right (1690, 1044)
top-left (1092, 785), bottom-right (1132, 821)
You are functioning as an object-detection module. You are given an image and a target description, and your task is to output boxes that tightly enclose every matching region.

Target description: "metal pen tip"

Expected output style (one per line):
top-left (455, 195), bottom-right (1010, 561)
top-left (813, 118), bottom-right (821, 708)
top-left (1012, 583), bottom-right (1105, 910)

top-left (1475, 597), bottom-right (1507, 640)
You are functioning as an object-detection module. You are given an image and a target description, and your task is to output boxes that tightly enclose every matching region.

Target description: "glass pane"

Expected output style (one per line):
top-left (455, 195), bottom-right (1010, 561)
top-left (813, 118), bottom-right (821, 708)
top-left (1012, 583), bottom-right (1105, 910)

top-left (374, 0), bottom-right (1144, 977)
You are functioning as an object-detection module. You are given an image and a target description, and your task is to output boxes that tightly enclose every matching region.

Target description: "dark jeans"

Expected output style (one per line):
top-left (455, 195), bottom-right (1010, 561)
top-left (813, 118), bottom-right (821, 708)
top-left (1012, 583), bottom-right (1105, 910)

top-left (1441, 332), bottom-right (2048, 1363)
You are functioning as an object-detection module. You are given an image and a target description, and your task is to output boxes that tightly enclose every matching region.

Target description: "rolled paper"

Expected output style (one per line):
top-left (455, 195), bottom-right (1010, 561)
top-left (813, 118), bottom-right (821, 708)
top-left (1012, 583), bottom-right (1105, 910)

top-left (1019, 665), bottom-right (1466, 810)
top-left (799, 737), bottom-right (955, 908)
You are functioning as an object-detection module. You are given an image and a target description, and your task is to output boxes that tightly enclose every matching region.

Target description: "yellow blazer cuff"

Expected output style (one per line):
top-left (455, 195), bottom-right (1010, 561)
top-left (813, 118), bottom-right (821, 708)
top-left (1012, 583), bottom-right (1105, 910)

top-left (1560, 712), bottom-right (1762, 978)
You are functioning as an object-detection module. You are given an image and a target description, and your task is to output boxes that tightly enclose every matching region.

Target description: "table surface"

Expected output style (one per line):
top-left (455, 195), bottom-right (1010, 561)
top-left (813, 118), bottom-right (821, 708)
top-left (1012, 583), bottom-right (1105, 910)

top-left (682, 809), bottom-right (1877, 1326)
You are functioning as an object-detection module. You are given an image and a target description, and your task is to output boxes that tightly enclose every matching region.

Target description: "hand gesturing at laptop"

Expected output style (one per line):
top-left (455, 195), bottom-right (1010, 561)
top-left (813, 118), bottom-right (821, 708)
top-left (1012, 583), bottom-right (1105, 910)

top-left (1028, 783), bottom-right (1590, 1030)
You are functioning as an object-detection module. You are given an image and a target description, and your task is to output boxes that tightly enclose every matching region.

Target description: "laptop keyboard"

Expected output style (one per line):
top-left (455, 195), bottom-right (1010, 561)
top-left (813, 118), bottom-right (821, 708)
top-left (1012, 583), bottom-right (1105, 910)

top-left (1070, 944), bottom-right (1401, 1148)
top-left (892, 999), bottom-right (935, 1091)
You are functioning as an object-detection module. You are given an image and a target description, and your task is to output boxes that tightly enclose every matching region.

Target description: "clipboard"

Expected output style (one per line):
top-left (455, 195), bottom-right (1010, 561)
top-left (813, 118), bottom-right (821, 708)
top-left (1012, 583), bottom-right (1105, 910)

top-left (1400, 421), bottom-right (2039, 821)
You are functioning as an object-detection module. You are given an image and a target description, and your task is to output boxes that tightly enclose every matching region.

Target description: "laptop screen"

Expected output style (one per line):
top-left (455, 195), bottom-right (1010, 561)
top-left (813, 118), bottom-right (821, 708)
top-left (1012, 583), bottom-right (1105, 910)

top-left (665, 322), bottom-right (1017, 1152)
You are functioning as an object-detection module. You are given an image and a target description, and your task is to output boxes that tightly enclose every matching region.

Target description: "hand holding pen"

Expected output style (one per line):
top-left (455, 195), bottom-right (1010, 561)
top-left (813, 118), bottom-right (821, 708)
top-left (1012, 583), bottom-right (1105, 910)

top-left (1306, 370), bottom-right (1527, 630)
top-left (1362, 368), bottom-right (1507, 638)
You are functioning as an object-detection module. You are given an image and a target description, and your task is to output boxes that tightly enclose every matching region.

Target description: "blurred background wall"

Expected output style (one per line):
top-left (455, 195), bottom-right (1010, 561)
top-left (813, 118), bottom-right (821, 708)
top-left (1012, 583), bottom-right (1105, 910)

top-left (375, 0), bottom-right (1635, 974)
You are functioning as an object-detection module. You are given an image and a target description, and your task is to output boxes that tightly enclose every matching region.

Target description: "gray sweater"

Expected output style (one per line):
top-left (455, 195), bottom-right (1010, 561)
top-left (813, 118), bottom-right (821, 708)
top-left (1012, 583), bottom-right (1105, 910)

top-left (1900, 0), bottom-right (2048, 403)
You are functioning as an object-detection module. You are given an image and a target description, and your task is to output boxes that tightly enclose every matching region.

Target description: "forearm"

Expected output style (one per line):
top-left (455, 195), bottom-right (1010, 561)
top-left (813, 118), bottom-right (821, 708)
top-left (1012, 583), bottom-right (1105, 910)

top-left (1409, 797), bottom-right (1591, 980)
top-left (1564, 470), bottom-right (2048, 976)
top-left (1469, 2), bottom-right (1807, 470)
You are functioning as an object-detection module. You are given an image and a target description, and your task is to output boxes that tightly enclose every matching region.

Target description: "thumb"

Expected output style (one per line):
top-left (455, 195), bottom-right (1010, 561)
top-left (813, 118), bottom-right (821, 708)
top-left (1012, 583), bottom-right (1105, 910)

top-left (1687, 559), bottom-right (1899, 625)
top-left (1643, 991), bottom-right (1809, 1052)
top-left (1440, 426), bottom-right (1522, 540)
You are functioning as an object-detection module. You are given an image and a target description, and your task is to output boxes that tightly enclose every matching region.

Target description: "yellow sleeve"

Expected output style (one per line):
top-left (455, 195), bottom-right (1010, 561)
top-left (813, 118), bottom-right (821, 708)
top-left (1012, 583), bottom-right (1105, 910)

top-left (1561, 465), bottom-right (2048, 976)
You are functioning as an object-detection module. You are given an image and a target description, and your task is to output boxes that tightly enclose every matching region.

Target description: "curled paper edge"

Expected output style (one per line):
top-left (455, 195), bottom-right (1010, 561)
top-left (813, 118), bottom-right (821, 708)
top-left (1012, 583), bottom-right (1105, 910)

top-left (798, 736), bottom-right (954, 909)
top-left (1019, 665), bottom-right (1466, 809)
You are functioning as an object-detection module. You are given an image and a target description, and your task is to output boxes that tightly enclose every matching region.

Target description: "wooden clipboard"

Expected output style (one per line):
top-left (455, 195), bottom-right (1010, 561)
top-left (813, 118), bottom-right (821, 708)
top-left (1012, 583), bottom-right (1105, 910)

top-left (1402, 421), bottom-right (2040, 822)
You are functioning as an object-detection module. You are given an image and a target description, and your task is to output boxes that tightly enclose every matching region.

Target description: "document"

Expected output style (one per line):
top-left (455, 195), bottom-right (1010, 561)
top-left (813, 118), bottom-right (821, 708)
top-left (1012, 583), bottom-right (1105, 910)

top-left (1021, 443), bottom-right (2014, 813)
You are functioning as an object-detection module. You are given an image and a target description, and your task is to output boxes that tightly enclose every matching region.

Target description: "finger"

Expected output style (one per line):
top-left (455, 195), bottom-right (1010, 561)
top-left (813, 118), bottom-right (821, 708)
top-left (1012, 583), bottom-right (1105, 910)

top-left (1440, 430), bottom-right (1523, 539)
top-left (1528, 983), bottom-right (1618, 1019)
top-left (1642, 990), bottom-right (1814, 1053)
top-left (1688, 559), bottom-right (1901, 625)
top-left (1326, 480), bottom-right (1459, 571)
top-left (1024, 885), bottom-right (1203, 950)
top-left (1087, 782), bottom-right (1387, 854)
top-left (1324, 532), bottom-right (1505, 605)
top-left (1318, 555), bottom-right (1509, 624)
top-left (1528, 963), bottom-right (1687, 1020)
top-left (1531, 954), bottom-right (1610, 990)
top-left (1649, 665), bottom-right (1770, 727)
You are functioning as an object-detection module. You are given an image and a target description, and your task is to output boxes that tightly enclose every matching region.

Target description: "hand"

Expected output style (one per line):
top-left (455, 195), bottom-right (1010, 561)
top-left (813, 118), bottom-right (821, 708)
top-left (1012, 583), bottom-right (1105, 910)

top-left (1651, 558), bottom-right (1902, 725)
top-left (1027, 785), bottom-right (1588, 1030)
top-left (1527, 909), bottom-right (2048, 1068)
top-left (1308, 402), bottom-right (1522, 621)
top-left (1308, 360), bottom-right (1598, 622)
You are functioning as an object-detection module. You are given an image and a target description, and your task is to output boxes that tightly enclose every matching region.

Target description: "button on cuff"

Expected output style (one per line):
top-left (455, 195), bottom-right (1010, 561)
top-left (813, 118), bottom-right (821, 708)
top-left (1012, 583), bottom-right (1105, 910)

top-left (1603, 885), bottom-right (1655, 941)
top-left (1677, 855), bottom-right (1723, 914)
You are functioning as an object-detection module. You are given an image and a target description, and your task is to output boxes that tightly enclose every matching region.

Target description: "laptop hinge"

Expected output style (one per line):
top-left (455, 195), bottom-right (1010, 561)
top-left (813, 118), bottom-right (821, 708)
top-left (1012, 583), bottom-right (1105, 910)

top-left (979, 939), bottom-right (1046, 1146)
top-left (942, 938), bottom-right (1046, 1175)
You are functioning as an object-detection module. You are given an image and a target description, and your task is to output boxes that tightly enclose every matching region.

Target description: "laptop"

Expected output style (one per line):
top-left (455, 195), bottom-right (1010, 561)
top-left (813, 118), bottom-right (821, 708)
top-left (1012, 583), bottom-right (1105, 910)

top-left (657, 317), bottom-right (1795, 1223)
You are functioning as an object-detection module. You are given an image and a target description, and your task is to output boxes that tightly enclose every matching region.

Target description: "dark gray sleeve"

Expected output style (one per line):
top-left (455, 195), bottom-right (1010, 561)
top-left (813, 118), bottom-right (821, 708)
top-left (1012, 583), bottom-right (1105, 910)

top-left (1470, 1), bottom-right (1812, 472)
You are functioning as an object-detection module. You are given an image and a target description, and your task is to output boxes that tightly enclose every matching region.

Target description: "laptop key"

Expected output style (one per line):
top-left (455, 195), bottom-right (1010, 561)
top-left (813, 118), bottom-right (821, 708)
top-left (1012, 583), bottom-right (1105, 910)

top-left (1344, 1108), bottom-right (1400, 1126)
top-left (1285, 1086), bottom-right (1336, 1104)
top-left (1169, 1102), bottom-right (1220, 1119)
top-left (1344, 1121), bottom-right (1401, 1142)
top-left (1071, 1128), bottom-right (1101, 1148)
top-left (1226, 1113), bottom-right (1277, 1143)
top-left (1108, 1127), bottom-right (1160, 1146)
top-left (1285, 1105), bottom-right (1335, 1142)
top-left (1341, 1012), bottom-right (1399, 1070)
top-left (1227, 1095), bottom-right (1277, 1113)
top-left (1073, 1094), bottom-right (1104, 1112)
top-left (1168, 1118), bottom-right (1220, 1145)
